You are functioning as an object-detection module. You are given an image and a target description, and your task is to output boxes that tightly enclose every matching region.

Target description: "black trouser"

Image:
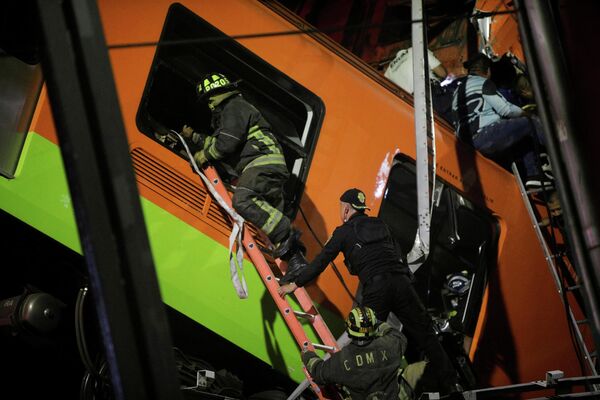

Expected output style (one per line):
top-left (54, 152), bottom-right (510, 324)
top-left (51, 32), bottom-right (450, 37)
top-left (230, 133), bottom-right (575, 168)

top-left (232, 163), bottom-right (290, 244)
top-left (361, 272), bottom-right (458, 392)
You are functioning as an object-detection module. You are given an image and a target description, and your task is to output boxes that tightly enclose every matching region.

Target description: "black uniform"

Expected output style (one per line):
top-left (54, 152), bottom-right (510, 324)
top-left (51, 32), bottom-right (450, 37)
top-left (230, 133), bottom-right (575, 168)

top-left (302, 322), bottom-right (407, 400)
top-left (294, 213), bottom-right (409, 286)
top-left (203, 93), bottom-right (290, 244)
top-left (293, 212), bottom-right (459, 394)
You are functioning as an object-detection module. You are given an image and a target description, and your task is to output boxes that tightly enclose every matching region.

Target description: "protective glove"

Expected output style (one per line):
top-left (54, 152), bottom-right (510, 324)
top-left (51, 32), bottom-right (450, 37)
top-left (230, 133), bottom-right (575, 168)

top-left (154, 131), bottom-right (167, 143)
top-left (193, 132), bottom-right (207, 148)
top-left (181, 124), bottom-right (194, 139)
top-left (193, 150), bottom-right (208, 167)
top-left (301, 350), bottom-right (319, 367)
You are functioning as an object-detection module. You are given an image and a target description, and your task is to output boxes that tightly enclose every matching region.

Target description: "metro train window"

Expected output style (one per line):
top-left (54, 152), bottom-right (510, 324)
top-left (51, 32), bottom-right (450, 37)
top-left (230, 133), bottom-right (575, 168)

top-left (136, 3), bottom-right (325, 216)
top-left (378, 156), bottom-right (498, 337)
top-left (0, 50), bottom-right (42, 178)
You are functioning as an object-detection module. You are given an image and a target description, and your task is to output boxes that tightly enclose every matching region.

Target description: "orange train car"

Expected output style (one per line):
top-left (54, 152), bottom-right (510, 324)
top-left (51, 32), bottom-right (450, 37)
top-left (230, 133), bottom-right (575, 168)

top-left (0, 0), bottom-right (590, 396)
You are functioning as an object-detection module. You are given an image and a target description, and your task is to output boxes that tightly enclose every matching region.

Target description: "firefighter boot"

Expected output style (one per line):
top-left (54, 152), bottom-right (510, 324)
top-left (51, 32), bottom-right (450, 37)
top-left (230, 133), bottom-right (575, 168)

top-left (278, 232), bottom-right (307, 284)
top-left (279, 248), bottom-right (308, 285)
top-left (272, 228), bottom-right (302, 260)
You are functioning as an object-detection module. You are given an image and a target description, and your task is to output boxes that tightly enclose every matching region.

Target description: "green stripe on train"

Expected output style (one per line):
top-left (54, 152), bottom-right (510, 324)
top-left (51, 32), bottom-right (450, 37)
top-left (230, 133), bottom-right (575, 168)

top-left (0, 132), bottom-right (81, 252)
top-left (0, 132), bottom-right (343, 382)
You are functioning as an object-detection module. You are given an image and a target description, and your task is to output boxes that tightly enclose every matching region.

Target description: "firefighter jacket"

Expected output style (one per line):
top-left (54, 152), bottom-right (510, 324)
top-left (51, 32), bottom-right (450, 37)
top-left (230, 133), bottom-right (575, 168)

top-left (302, 322), bottom-right (407, 400)
top-left (202, 93), bottom-right (286, 178)
top-left (294, 213), bottom-right (409, 287)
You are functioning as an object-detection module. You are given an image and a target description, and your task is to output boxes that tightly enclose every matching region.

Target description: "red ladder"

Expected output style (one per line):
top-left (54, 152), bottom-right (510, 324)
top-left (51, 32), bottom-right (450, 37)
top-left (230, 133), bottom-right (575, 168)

top-left (202, 165), bottom-right (342, 399)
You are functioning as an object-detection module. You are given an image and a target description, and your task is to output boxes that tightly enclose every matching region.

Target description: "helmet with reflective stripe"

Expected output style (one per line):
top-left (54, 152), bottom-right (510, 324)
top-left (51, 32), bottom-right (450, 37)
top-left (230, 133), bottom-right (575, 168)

top-left (197, 72), bottom-right (241, 100)
top-left (346, 306), bottom-right (378, 339)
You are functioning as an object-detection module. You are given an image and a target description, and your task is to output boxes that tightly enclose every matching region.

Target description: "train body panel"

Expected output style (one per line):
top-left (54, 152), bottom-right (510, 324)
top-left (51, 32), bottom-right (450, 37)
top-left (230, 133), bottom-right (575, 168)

top-left (1, 0), bottom-right (589, 391)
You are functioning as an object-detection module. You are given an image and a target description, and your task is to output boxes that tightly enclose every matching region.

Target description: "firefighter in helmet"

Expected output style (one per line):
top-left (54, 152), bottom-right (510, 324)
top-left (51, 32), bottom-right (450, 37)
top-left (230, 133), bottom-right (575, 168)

top-left (302, 306), bottom-right (407, 399)
top-left (182, 73), bottom-right (305, 269)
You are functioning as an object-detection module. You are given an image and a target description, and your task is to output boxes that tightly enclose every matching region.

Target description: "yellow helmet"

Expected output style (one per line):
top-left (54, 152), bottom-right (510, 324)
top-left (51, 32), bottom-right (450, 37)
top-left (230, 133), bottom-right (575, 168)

top-left (197, 72), bottom-right (240, 100)
top-left (346, 306), bottom-right (378, 339)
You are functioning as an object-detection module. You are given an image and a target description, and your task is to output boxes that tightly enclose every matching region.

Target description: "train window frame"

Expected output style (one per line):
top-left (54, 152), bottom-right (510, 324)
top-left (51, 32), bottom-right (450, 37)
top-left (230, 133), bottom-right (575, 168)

top-left (136, 2), bottom-right (325, 217)
top-left (0, 51), bottom-right (42, 179)
top-left (378, 155), bottom-right (499, 337)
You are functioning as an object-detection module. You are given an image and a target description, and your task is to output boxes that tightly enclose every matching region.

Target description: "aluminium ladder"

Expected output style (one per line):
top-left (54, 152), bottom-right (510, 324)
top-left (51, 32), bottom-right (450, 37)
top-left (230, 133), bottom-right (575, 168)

top-left (512, 163), bottom-right (598, 380)
top-left (200, 163), bottom-right (343, 400)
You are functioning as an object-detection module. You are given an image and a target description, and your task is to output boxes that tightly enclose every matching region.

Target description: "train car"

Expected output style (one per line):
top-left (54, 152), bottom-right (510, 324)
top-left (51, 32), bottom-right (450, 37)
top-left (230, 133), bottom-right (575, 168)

top-left (0, 0), bottom-right (591, 397)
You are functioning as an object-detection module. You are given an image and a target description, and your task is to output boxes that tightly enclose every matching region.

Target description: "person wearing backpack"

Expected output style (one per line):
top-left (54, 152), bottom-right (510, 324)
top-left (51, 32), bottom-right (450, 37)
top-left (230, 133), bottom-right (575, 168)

top-left (277, 188), bottom-right (463, 398)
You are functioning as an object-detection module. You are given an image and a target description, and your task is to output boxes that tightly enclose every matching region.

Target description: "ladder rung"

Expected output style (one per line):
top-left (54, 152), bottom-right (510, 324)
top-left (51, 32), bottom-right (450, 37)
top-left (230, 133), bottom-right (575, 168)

top-left (566, 285), bottom-right (581, 291)
top-left (577, 319), bottom-right (589, 325)
top-left (191, 163), bottom-right (341, 399)
top-left (312, 343), bottom-right (336, 352)
top-left (526, 186), bottom-right (555, 195)
top-left (294, 310), bottom-right (316, 321)
top-left (527, 188), bottom-right (544, 195)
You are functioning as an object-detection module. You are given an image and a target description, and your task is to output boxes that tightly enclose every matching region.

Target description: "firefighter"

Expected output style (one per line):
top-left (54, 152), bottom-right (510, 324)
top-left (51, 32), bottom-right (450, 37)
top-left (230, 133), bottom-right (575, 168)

top-left (302, 306), bottom-right (407, 399)
top-left (278, 188), bottom-right (463, 397)
top-left (182, 72), bottom-right (306, 267)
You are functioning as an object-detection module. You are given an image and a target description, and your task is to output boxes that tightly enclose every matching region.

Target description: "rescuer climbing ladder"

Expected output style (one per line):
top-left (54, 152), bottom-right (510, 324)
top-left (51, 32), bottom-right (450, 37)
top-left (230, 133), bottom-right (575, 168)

top-left (174, 130), bottom-right (342, 399)
top-left (204, 164), bottom-right (342, 399)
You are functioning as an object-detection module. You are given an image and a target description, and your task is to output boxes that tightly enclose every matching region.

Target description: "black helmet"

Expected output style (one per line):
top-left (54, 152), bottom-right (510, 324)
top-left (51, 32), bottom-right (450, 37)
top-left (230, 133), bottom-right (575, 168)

top-left (197, 72), bottom-right (241, 100)
top-left (346, 306), bottom-right (378, 339)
